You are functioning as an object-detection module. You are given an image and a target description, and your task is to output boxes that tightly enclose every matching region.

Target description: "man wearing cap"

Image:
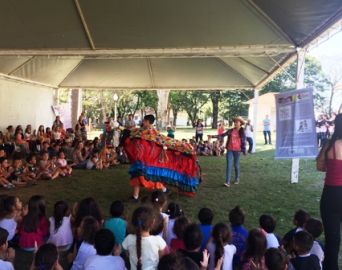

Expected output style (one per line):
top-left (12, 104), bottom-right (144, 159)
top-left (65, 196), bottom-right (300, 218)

top-left (209, 117), bottom-right (246, 187)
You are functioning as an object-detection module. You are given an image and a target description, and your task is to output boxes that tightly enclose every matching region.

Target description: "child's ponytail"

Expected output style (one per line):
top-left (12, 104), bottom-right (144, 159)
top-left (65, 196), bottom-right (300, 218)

top-left (212, 223), bottom-right (231, 267)
top-left (132, 206), bottom-right (155, 270)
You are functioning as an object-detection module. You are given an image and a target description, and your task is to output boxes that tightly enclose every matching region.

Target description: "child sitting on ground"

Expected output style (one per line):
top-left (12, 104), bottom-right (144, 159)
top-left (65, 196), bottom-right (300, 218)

top-left (304, 218), bottom-right (324, 268)
top-left (31, 243), bottom-right (63, 270)
top-left (9, 156), bottom-right (35, 186)
top-left (0, 196), bottom-right (23, 247)
top-left (122, 206), bottom-right (167, 270)
top-left (289, 231), bottom-right (320, 270)
top-left (39, 151), bottom-right (60, 180)
top-left (57, 151), bottom-right (72, 176)
top-left (265, 248), bottom-right (288, 270)
top-left (0, 158), bottom-right (15, 189)
top-left (84, 229), bottom-right (125, 270)
top-left (198, 208), bottom-right (214, 252)
top-left (282, 209), bottom-right (310, 255)
top-left (47, 201), bottom-right (73, 251)
top-left (86, 151), bottom-right (103, 170)
top-left (151, 191), bottom-right (169, 241)
top-left (0, 227), bottom-right (15, 270)
top-left (207, 223), bottom-right (236, 270)
top-left (259, 214), bottom-right (280, 249)
top-left (104, 201), bottom-right (127, 247)
top-left (26, 154), bottom-right (40, 180)
top-left (170, 216), bottom-right (189, 252)
top-left (166, 202), bottom-right (183, 245)
top-left (242, 229), bottom-right (267, 270)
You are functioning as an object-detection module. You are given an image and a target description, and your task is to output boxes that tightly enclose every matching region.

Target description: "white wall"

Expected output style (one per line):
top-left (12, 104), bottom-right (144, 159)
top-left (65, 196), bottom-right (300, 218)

top-left (0, 77), bottom-right (55, 131)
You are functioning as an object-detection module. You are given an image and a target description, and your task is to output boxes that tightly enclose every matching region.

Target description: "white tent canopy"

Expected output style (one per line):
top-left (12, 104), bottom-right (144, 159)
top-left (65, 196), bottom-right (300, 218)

top-left (0, 0), bottom-right (341, 89)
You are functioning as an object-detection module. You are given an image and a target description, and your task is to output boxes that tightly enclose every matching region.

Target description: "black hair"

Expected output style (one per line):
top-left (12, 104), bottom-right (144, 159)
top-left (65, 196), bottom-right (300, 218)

top-left (94, 229), bottom-right (115, 256)
top-left (53, 201), bottom-right (69, 233)
top-left (212, 223), bottom-right (231, 267)
top-left (173, 216), bottom-right (190, 240)
top-left (183, 223), bottom-right (203, 251)
top-left (110, 200), bottom-right (124, 218)
top-left (294, 209), bottom-right (310, 227)
top-left (0, 157), bottom-right (7, 164)
top-left (304, 218), bottom-right (323, 239)
top-left (34, 243), bottom-right (58, 270)
top-left (0, 227), bottom-right (9, 246)
top-left (0, 195), bottom-right (17, 219)
top-left (144, 114), bottom-right (155, 124)
top-left (198, 208), bottom-right (213, 225)
top-left (244, 229), bottom-right (267, 263)
top-left (150, 190), bottom-right (167, 209)
top-left (26, 153), bottom-right (37, 163)
top-left (132, 206), bottom-right (155, 270)
top-left (80, 216), bottom-right (100, 245)
top-left (265, 248), bottom-right (288, 270)
top-left (74, 197), bottom-right (102, 228)
top-left (158, 253), bottom-right (199, 270)
top-left (293, 231), bottom-right (314, 255)
top-left (167, 202), bottom-right (183, 219)
top-left (229, 206), bottom-right (245, 226)
top-left (325, 113), bottom-right (342, 161)
top-left (259, 214), bottom-right (276, 233)
top-left (22, 195), bottom-right (46, 233)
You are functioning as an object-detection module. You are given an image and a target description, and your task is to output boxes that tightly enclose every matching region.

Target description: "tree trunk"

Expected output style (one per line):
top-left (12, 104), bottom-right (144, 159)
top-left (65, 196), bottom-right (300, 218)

top-left (211, 91), bottom-right (220, 129)
top-left (173, 109), bottom-right (178, 126)
top-left (328, 85), bottom-right (335, 117)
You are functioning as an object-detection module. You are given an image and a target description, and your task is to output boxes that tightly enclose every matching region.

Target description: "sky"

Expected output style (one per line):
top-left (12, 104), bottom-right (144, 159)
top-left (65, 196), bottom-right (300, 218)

top-left (308, 31), bottom-right (342, 111)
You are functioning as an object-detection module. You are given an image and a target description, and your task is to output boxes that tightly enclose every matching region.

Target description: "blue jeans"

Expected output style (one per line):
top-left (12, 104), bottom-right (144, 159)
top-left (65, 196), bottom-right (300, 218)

top-left (226, 150), bottom-right (240, 183)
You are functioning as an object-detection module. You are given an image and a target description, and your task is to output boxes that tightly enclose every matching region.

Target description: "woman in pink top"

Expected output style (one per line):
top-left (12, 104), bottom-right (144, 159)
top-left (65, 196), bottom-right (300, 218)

top-left (317, 113), bottom-right (342, 270)
top-left (19, 195), bottom-right (49, 250)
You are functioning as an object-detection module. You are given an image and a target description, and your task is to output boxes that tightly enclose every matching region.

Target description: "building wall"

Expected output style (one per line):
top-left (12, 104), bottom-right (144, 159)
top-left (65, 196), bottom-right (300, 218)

top-left (0, 77), bottom-right (55, 131)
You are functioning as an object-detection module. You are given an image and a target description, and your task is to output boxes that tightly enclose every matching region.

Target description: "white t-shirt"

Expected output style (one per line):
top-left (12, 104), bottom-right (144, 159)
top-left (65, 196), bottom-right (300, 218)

top-left (166, 218), bottom-right (176, 245)
top-left (310, 241), bottom-right (324, 267)
top-left (0, 218), bottom-right (17, 241)
top-left (265, 233), bottom-right (279, 249)
top-left (263, 118), bottom-right (271, 131)
top-left (159, 213), bottom-right (169, 240)
top-left (245, 125), bottom-right (253, 138)
top-left (84, 254), bottom-right (126, 270)
top-left (207, 241), bottom-right (236, 270)
top-left (48, 216), bottom-right (73, 247)
top-left (122, 234), bottom-right (166, 270)
top-left (0, 260), bottom-right (14, 270)
top-left (71, 242), bottom-right (96, 270)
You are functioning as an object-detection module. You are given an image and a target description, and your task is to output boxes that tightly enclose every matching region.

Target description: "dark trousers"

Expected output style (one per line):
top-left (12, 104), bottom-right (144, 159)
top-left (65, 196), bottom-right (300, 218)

top-left (263, 131), bottom-right (271, 144)
top-left (320, 185), bottom-right (342, 270)
top-left (195, 133), bottom-right (203, 143)
top-left (246, 137), bottom-right (253, 153)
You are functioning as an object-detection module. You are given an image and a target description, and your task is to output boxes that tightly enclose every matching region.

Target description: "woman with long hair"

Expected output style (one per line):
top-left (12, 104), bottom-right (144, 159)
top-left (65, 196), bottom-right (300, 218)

top-left (317, 113), bottom-right (342, 270)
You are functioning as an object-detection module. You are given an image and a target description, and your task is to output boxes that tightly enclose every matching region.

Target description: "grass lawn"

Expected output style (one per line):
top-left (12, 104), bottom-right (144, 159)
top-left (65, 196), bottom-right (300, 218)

top-left (3, 128), bottom-right (341, 267)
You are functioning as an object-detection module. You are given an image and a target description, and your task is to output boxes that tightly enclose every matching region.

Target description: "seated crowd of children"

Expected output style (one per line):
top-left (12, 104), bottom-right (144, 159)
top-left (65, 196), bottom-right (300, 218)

top-left (0, 124), bottom-right (122, 189)
top-left (182, 138), bottom-right (226, 157)
top-left (0, 192), bottom-right (324, 270)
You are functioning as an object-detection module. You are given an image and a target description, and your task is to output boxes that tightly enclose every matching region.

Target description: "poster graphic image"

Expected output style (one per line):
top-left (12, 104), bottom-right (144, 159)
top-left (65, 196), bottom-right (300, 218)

top-left (275, 88), bottom-right (318, 159)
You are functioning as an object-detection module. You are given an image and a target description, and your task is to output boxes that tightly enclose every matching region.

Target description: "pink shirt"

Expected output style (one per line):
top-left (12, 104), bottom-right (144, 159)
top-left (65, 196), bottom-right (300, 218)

top-left (228, 129), bottom-right (241, 151)
top-left (19, 217), bottom-right (49, 249)
top-left (325, 145), bottom-right (342, 186)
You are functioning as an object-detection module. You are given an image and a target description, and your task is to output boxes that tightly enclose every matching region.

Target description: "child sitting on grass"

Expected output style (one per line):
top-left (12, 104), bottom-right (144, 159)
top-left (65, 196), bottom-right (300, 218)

top-left (304, 218), bottom-right (324, 268)
top-left (31, 243), bottom-right (63, 270)
top-left (0, 158), bottom-right (15, 189)
top-left (229, 206), bottom-right (248, 268)
top-left (104, 201), bottom-right (126, 247)
top-left (207, 222), bottom-right (236, 270)
top-left (289, 231), bottom-right (320, 270)
top-left (198, 208), bottom-right (213, 252)
top-left (170, 216), bottom-right (189, 252)
top-left (265, 248), bottom-right (288, 270)
top-left (9, 156), bottom-right (35, 186)
top-left (39, 151), bottom-right (60, 180)
top-left (57, 151), bottom-right (72, 176)
top-left (0, 227), bottom-right (15, 270)
top-left (242, 229), bottom-right (267, 270)
top-left (26, 154), bottom-right (40, 180)
top-left (259, 214), bottom-right (279, 249)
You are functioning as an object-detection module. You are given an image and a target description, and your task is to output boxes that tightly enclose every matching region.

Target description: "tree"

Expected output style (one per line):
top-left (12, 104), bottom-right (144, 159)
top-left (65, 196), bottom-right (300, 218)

top-left (262, 55), bottom-right (329, 112)
top-left (169, 91), bottom-right (184, 126)
top-left (210, 90), bottom-right (221, 129)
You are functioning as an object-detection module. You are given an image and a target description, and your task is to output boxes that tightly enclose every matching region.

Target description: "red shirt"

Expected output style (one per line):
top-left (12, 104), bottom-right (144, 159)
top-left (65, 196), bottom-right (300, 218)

top-left (325, 145), bottom-right (342, 186)
top-left (227, 129), bottom-right (241, 151)
top-left (19, 217), bottom-right (49, 249)
top-left (170, 238), bottom-right (185, 251)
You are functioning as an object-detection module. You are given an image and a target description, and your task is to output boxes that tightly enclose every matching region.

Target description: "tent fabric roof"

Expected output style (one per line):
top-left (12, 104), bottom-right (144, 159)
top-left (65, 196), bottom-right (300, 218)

top-left (0, 0), bottom-right (341, 89)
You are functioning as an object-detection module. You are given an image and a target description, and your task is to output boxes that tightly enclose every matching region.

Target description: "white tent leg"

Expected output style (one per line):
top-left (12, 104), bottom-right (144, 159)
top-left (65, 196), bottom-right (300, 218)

top-left (71, 88), bottom-right (83, 128)
top-left (156, 90), bottom-right (170, 130)
top-left (252, 88), bottom-right (259, 153)
top-left (291, 48), bottom-right (306, 184)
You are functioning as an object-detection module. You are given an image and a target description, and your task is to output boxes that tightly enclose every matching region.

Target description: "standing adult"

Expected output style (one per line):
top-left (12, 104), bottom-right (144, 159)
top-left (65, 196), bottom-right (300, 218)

top-left (52, 116), bottom-right (63, 130)
top-left (317, 113), bottom-right (342, 270)
top-left (210, 117), bottom-right (246, 187)
top-left (125, 114), bottom-right (136, 130)
top-left (78, 113), bottom-right (88, 141)
top-left (263, 115), bottom-right (272, 145)
top-left (245, 120), bottom-right (254, 154)
top-left (195, 119), bottom-right (204, 143)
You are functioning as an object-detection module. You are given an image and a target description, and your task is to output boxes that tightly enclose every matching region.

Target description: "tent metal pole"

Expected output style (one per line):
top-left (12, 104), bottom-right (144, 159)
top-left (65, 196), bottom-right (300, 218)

top-left (291, 48), bottom-right (306, 184)
top-left (252, 88), bottom-right (259, 153)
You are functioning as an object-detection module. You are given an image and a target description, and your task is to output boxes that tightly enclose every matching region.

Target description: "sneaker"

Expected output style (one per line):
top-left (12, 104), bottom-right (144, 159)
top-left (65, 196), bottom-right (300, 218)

top-left (224, 183), bottom-right (230, 188)
top-left (163, 188), bottom-right (171, 195)
top-left (234, 180), bottom-right (239, 185)
top-left (129, 196), bottom-right (139, 203)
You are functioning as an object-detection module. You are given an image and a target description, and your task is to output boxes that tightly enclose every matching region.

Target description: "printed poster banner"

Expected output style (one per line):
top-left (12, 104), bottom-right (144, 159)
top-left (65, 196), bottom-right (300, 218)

top-left (275, 88), bottom-right (318, 159)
